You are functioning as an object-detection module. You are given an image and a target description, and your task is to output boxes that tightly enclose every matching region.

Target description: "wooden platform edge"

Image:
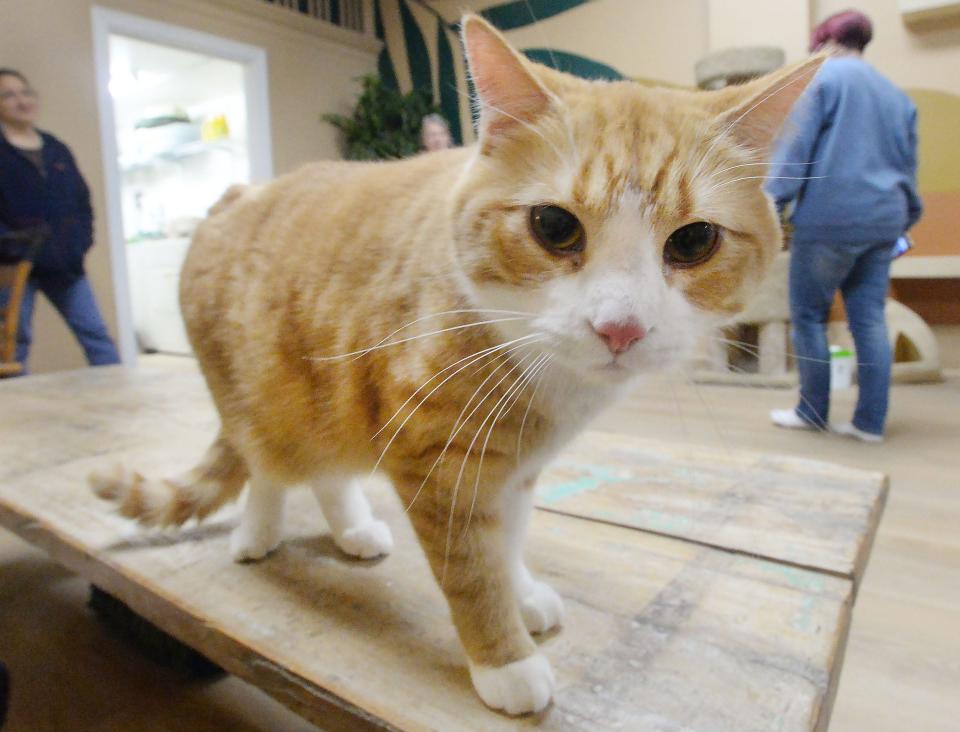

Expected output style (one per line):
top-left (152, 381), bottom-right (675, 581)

top-left (850, 473), bottom-right (890, 596)
top-left (0, 499), bottom-right (400, 732)
top-left (814, 587), bottom-right (855, 732)
top-left (811, 476), bottom-right (889, 730)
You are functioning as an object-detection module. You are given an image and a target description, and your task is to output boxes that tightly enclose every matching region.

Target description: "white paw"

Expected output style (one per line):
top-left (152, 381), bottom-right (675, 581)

top-left (230, 524), bottom-right (282, 562)
top-left (469, 654), bottom-right (555, 715)
top-left (519, 581), bottom-right (565, 634)
top-left (335, 519), bottom-right (393, 559)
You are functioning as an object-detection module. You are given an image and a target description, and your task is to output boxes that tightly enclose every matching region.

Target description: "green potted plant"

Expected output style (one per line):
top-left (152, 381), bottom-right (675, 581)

top-left (324, 75), bottom-right (439, 160)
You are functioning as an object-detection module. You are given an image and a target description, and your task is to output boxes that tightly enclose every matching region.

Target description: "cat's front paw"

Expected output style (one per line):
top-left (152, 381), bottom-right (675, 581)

top-left (469, 653), bottom-right (555, 715)
top-left (230, 524), bottom-right (282, 562)
top-left (335, 519), bottom-right (393, 559)
top-left (520, 581), bottom-right (565, 634)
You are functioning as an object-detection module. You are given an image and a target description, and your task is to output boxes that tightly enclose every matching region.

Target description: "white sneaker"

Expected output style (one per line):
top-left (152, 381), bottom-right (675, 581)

top-left (770, 409), bottom-right (817, 431)
top-left (834, 422), bottom-right (884, 443)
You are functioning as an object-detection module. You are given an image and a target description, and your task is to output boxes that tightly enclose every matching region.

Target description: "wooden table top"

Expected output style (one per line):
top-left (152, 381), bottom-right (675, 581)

top-left (0, 363), bottom-right (887, 731)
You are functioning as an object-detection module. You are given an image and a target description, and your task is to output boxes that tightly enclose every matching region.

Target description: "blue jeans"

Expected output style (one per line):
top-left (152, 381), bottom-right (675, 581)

top-left (1, 274), bottom-right (120, 372)
top-left (789, 239), bottom-right (893, 435)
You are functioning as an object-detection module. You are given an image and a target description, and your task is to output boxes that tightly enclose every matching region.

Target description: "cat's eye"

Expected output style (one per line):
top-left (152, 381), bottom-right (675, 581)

top-left (664, 222), bottom-right (721, 268)
top-left (529, 205), bottom-right (584, 254)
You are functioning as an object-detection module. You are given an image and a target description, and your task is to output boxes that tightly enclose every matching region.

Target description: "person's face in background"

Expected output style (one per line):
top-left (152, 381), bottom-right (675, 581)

top-left (0, 74), bottom-right (39, 128)
top-left (422, 119), bottom-right (452, 152)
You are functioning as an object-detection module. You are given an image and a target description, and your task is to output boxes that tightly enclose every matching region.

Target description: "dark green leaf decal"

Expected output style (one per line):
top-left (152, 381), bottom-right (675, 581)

top-left (480, 0), bottom-right (589, 32)
top-left (436, 24), bottom-right (463, 144)
top-left (522, 48), bottom-right (625, 81)
top-left (374, 0), bottom-right (399, 89)
top-left (399, 0), bottom-right (432, 92)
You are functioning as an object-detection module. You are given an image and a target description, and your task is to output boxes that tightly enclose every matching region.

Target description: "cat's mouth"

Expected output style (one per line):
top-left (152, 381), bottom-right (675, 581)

top-left (600, 359), bottom-right (627, 372)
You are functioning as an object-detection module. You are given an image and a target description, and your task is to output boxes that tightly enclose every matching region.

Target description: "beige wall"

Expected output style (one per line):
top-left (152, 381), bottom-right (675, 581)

top-left (429, 0), bottom-right (709, 87)
top-left (381, 0), bottom-right (709, 146)
top-left (707, 0), bottom-right (811, 63)
top-left (817, 0), bottom-right (960, 93)
top-left (1, 0), bottom-right (377, 374)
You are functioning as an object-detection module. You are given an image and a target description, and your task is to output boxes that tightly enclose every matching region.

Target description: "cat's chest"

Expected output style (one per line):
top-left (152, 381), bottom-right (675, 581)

top-left (514, 371), bottom-right (621, 475)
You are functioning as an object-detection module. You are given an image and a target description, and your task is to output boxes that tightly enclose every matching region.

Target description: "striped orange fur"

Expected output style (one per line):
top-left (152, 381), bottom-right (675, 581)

top-left (90, 16), bottom-right (823, 715)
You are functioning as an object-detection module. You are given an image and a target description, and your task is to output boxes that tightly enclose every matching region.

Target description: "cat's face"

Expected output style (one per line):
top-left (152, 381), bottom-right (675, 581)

top-left (452, 17), bottom-right (821, 386)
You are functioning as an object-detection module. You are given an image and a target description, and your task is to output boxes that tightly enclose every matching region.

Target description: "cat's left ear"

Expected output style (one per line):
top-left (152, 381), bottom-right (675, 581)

top-left (460, 14), bottom-right (552, 143)
top-left (711, 55), bottom-right (827, 152)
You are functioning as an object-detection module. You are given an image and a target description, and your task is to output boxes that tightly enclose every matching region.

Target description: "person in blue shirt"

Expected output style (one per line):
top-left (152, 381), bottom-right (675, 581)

top-left (0, 68), bottom-right (120, 372)
top-left (767, 10), bottom-right (922, 443)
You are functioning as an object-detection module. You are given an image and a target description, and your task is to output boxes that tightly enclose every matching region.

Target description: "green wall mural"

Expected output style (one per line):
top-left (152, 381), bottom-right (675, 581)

top-left (374, 0), bottom-right (620, 144)
top-left (479, 0), bottom-right (590, 31)
top-left (521, 48), bottom-right (625, 81)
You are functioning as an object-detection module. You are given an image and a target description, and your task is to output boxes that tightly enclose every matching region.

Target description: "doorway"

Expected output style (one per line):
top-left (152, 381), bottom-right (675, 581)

top-left (92, 8), bottom-right (272, 362)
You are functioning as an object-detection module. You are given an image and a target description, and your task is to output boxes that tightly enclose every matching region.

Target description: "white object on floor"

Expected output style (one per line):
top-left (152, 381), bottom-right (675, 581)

top-left (829, 345), bottom-right (855, 390)
top-left (833, 422), bottom-right (884, 444)
top-left (770, 408), bottom-right (818, 431)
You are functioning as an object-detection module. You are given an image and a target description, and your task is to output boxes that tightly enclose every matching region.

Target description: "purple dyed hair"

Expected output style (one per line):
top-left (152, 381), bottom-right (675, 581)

top-left (810, 10), bottom-right (873, 53)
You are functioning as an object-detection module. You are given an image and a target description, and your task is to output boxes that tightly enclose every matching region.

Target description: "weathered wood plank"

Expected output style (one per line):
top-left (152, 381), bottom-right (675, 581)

top-left (0, 473), bottom-right (852, 732)
top-left (536, 431), bottom-right (888, 586)
top-left (0, 364), bottom-right (880, 730)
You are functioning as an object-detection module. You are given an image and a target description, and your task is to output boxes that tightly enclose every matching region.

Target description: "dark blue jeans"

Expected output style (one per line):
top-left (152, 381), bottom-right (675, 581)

top-left (1, 273), bottom-right (120, 372)
top-left (789, 239), bottom-right (893, 436)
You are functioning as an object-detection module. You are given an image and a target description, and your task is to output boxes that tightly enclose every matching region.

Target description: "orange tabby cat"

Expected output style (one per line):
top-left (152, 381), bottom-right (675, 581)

top-left (91, 16), bottom-right (822, 714)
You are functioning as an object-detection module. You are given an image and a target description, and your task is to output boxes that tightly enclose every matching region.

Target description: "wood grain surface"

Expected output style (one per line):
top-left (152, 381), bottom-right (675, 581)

top-left (0, 364), bottom-right (887, 731)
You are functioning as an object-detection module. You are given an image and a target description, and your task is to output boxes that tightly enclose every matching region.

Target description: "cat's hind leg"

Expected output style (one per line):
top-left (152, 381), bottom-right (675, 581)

top-left (505, 478), bottom-right (564, 635)
top-left (230, 473), bottom-right (286, 562)
top-left (312, 477), bottom-right (393, 559)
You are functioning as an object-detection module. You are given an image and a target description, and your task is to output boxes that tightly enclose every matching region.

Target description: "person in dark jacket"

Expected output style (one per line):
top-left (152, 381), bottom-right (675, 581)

top-left (767, 11), bottom-right (922, 443)
top-left (0, 68), bottom-right (120, 371)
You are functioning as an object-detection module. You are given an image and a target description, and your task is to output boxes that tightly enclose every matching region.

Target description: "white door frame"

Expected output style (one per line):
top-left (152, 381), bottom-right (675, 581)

top-left (91, 6), bottom-right (273, 365)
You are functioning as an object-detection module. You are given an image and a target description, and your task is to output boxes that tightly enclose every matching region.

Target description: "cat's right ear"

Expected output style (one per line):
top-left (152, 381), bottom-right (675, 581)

top-left (461, 14), bottom-right (551, 143)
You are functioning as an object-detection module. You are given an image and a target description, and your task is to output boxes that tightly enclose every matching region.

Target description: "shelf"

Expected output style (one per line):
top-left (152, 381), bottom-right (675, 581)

top-left (120, 138), bottom-right (244, 173)
top-left (891, 255), bottom-right (960, 279)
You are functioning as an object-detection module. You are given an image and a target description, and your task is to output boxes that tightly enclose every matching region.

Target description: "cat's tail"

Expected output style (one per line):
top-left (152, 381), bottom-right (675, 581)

top-left (89, 435), bottom-right (249, 527)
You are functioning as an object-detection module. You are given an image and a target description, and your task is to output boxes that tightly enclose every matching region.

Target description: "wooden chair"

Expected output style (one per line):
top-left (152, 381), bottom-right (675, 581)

top-left (0, 229), bottom-right (43, 378)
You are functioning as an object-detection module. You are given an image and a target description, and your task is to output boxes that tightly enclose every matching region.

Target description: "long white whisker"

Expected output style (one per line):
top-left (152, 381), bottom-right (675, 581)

top-left (523, 1), bottom-right (557, 71)
top-left (516, 354), bottom-right (552, 460)
top-left (708, 160), bottom-right (819, 180)
top-left (403, 342), bottom-right (534, 516)
top-left (690, 379), bottom-right (735, 455)
top-left (372, 332), bottom-right (544, 440)
top-left (309, 316), bottom-right (530, 362)
top-left (692, 60), bottom-right (823, 183)
top-left (325, 308), bottom-right (536, 365)
top-left (451, 82), bottom-right (571, 164)
top-left (711, 335), bottom-right (872, 367)
top-left (461, 353), bottom-right (549, 540)
top-left (704, 62), bottom-right (823, 167)
top-left (725, 361), bottom-right (831, 432)
top-left (371, 336), bottom-right (545, 475)
top-left (707, 174), bottom-right (826, 194)
top-left (440, 351), bottom-right (538, 584)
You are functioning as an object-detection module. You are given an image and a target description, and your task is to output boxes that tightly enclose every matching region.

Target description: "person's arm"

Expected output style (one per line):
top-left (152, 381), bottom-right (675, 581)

top-left (765, 77), bottom-right (827, 211)
top-left (904, 106), bottom-right (923, 231)
top-left (0, 169), bottom-right (13, 238)
top-left (68, 147), bottom-right (95, 253)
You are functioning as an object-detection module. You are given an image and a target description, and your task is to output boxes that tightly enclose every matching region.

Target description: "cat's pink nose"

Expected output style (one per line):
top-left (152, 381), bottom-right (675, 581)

top-left (593, 320), bottom-right (646, 356)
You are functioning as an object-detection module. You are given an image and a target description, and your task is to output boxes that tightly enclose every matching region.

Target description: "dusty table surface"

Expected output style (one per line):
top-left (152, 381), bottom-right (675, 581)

top-left (0, 364), bottom-right (887, 731)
